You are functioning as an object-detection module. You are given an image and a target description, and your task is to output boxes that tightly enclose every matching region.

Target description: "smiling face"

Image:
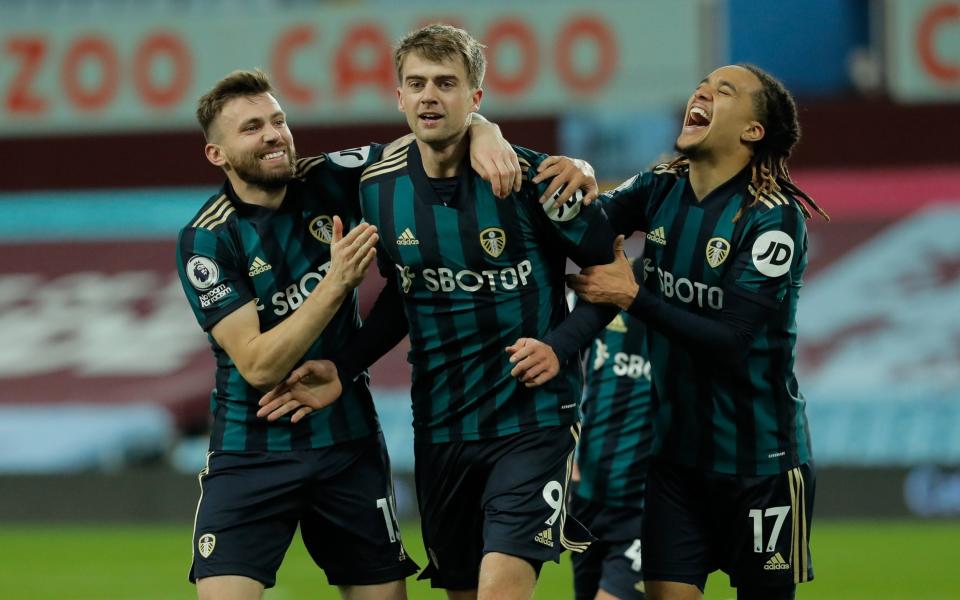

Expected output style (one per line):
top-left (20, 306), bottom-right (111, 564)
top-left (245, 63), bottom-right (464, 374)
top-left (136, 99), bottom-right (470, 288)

top-left (206, 92), bottom-right (297, 189)
top-left (396, 50), bottom-right (482, 148)
top-left (676, 65), bottom-right (765, 161)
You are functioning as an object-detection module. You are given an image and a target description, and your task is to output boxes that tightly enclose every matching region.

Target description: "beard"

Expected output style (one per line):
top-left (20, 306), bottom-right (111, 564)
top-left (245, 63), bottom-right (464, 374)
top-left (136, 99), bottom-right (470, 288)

top-left (226, 144), bottom-right (297, 190)
top-left (674, 138), bottom-right (710, 161)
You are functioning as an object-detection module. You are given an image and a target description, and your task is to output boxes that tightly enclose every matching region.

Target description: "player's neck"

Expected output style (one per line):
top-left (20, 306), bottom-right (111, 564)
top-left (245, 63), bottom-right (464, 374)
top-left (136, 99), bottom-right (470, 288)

top-left (417, 133), bottom-right (469, 178)
top-left (687, 151), bottom-right (751, 200)
top-left (227, 173), bottom-right (286, 209)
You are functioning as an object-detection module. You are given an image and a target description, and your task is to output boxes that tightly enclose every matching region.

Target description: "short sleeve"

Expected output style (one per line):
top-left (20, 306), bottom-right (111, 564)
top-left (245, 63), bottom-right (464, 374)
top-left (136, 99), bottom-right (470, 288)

top-left (516, 147), bottom-right (615, 268)
top-left (598, 171), bottom-right (660, 236)
top-left (725, 204), bottom-right (807, 306)
top-left (176, 226), bottom-right (254, 331)
top-left (322, 144), bottom-right (386, 181)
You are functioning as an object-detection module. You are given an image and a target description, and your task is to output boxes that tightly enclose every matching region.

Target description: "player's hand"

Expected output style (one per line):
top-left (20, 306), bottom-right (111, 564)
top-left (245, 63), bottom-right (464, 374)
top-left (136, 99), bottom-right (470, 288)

top-left (256, 360), bottom-right (343, 423)
top-left (533, 156), bottom-right (600, 208)
top-left (326, 215), bottom-right (378, 292)
top-left (469, 120), bottom-right (522, 199)
top-left (506, 338), bottom-right (560, 388)
top-left (566, 236), bottom-right (639, 310)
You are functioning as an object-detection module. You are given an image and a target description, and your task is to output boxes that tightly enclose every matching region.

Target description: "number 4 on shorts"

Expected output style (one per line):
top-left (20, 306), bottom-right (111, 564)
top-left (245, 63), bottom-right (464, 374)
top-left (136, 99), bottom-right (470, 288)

top-left (624, 539), bottom-right (642, 572)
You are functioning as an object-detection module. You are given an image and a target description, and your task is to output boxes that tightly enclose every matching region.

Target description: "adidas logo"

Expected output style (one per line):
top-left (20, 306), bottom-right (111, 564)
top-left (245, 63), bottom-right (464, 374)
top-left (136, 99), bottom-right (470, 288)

top-left (764, 552), bottom-right (791, 571)
top-left (397, 228), bottom-right (419, 246)
top-left (646, 226), bottom-right (667, 246)
top-left (248, 256), bottom-right (272, 277)
top-left (534, 528), bottom-right (554, 548)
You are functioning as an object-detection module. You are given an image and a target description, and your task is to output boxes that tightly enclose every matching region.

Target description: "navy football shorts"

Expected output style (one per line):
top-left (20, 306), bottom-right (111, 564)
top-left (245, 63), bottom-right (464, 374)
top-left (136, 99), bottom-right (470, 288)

top-left (189, 433), bottom-right (418, 588)
top-left (570, 493), bottom-right (646, 600)
top-left (414, 424), bottom-right (591, 590)
top-left (642, 460), bottom-right (815, 591)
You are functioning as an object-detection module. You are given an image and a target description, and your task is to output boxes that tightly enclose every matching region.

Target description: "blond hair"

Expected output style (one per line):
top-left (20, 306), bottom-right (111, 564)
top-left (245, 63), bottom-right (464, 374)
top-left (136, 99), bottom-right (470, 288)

top-left (394, 24), bottom-right (486, 89)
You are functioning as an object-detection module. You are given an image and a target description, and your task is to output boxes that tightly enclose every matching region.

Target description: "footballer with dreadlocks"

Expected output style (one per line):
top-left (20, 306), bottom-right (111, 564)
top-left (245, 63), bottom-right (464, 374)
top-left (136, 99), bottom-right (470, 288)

top-left (567, 64), bottom-right (827, 600)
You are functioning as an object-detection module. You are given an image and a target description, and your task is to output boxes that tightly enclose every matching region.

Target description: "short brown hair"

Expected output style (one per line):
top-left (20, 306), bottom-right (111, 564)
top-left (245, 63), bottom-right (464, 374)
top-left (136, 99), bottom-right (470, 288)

top-left (394, 24), bottom-right (486, 89)
top-left (196, 68), bottom-right (274, 140)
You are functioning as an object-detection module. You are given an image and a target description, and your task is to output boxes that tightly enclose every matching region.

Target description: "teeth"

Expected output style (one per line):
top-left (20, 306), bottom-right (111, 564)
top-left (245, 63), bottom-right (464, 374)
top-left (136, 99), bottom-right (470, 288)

top-left (262, 151), bottom-right (284, 160)
top-left (690, 107), bottom-right (709, 122)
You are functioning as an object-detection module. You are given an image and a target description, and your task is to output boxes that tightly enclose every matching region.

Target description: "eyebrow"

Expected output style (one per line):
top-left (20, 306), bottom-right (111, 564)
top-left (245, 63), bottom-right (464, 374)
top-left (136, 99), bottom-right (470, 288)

top-left (718, 79), bottom-right (738, 93)
top-left (404, 74), bottom-right (460, 83)
top-left (237, 111), bottom-right (284, 130)
top-left (698, 77), bottom-right (738, 93)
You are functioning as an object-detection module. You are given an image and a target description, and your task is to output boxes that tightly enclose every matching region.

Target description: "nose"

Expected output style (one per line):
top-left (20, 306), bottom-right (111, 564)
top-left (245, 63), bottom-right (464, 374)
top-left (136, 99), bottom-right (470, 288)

top-left (263, 124), bottom-right (281, 142)
top-left (419, 81), bottom-right (439, 103)
top-left (694, 85), bottom-right (711, 102)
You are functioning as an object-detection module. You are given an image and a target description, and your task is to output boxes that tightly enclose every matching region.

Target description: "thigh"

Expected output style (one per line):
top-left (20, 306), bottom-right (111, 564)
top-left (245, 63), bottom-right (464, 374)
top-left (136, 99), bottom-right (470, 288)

top-left (570, 494), bottom-right (604, 600)
top-left (300, 434), bottom-right (419, 586)
top-left (414, 439), bottom-right (487, 590)
top-left (483, 425), bottom-right (583, 565)
top-left (189, 451), bottom-right (303, 588)
top-left (593, 505), bottom-right (646, 600)
top-left (641, 461), bottom-right (710, 591)
top-left (718, 462), bottom-right (815, 589)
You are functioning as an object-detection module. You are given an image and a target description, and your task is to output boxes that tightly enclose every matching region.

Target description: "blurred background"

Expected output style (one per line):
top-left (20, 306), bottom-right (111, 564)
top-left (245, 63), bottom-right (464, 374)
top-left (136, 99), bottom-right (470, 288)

top-left (1, 0), bottom-right (958, 598)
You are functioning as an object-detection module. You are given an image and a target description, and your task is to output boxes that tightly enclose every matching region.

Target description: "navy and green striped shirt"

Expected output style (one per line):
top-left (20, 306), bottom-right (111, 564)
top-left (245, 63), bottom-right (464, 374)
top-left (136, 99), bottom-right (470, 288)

top-left (359, 141), bottom-right (614, 443)
top-left (176, 147), bottom-right (384, 452)
top-left (577, 309), bottom-right (653, 508)
top-left (603, 165), bottom-right (812, 475)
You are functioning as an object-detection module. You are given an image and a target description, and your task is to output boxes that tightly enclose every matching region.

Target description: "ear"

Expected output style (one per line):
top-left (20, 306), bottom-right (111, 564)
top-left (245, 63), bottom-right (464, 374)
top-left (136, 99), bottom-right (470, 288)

top-left (741, 121), bottom-right (765, 144)
top-left (471, 88), bottom-right (483, 112)
top-left (396, 87), bottom-right (404, 112)
top-left (205, 143), bottom-right (226, 167)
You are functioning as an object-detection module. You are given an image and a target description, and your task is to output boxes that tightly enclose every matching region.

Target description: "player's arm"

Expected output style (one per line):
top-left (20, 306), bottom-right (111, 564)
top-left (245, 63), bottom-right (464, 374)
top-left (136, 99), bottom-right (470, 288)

top-left (257, 251), bottom-right (410, 421)
top-left (532, 155), bottom-right (600, 209)
top-left (256, 359), bottom-right (342, 423)
top-left (466, 113), bottom-right (523, 199)
top-left (257, 283), bottom-right (408, 421)
top-left (508, 164), bottom-right (620, 386)
top-left (568, 256), bottom-right (771, 363)
top-left (211, 217), bottom-right (378, 390)
top-left (568, 208), bottom-right (802, 363)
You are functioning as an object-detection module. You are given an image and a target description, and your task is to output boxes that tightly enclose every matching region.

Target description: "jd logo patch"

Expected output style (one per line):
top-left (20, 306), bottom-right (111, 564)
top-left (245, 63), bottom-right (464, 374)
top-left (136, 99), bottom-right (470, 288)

top-left (752, 231), bottom-right (794, 277)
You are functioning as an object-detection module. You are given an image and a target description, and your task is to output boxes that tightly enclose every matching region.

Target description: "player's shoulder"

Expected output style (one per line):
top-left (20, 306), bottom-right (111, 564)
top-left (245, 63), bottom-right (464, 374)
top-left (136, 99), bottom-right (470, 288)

top-left (181, 191), bottom-right (238, 236)
top-left (511, 145), bottom-right (549, 183)
top-left (651, 161), bottom-right (686, 178)
top-left (360, 140), bottom-right (412, 185)
top-left (293, 154), bottom-right (329, 180)
top-left (643, 162), bottom-right (688, 191)
top-left (599, 167), bottom-right (677, 209)
top-left (745, 183), bottom-right (806, 220)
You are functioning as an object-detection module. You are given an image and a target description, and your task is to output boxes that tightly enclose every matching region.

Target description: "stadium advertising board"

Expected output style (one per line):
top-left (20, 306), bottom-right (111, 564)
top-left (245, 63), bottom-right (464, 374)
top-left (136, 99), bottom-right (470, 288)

top-left (0, 1), bottom-right (704, 135)
top-left (3, 168), bottom-right (960, 470)
top-left (886, 0), bottom-right (960, 101)
top-left (0, 239), bottom-right (212, 429)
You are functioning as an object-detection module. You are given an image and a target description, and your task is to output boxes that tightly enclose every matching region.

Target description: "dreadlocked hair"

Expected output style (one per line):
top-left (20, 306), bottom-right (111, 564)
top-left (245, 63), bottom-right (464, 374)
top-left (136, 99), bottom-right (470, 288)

top-left (739, 64), bottom-right (829, 222)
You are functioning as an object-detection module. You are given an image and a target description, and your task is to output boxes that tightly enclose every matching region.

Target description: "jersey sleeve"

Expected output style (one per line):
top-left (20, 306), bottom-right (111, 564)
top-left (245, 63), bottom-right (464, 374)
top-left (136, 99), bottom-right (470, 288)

top-left (322, 143), bottom-right (386, 175)
top-left (515, 147), bottom-right (616, 268)
top-left (176, 226), bottom-right (254, 331)
top-left (724, 202), bottom-right (807, 307)
top-left (597, 171), bottom-right (663, 237)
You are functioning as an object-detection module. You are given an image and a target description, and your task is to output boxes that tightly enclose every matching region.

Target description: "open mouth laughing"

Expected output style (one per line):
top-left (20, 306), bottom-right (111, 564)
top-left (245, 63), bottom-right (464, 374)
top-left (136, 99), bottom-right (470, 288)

top-left (683, 105), bottom-right (712, 132)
